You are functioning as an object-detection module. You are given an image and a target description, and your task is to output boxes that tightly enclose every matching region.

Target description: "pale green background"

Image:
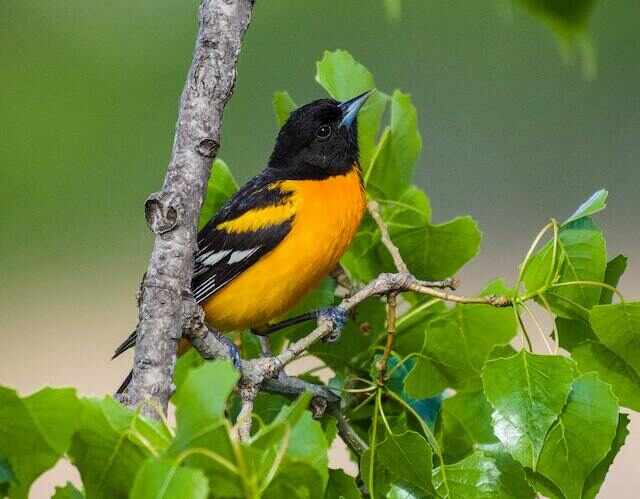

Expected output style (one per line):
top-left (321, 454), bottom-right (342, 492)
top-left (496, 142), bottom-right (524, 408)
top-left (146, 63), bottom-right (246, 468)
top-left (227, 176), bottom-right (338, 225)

top-left (1, 1), bottom-right (638, 496)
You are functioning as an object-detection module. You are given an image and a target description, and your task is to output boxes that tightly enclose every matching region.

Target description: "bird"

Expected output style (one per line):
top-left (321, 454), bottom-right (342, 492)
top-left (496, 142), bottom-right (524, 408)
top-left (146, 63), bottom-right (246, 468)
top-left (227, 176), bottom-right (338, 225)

top-left (114, 91), bottom-right (372, 391)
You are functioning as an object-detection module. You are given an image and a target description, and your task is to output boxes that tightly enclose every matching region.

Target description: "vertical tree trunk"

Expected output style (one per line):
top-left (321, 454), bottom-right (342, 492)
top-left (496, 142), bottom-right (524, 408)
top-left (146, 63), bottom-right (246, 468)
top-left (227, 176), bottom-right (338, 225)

top-left (124, 0), bottom-right (255, 418)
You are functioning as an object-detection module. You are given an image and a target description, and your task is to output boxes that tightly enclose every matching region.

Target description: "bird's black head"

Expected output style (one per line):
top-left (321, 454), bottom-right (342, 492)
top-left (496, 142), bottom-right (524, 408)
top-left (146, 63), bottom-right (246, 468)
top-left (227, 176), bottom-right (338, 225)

top-left (268, 91), bottom-right (372, 179)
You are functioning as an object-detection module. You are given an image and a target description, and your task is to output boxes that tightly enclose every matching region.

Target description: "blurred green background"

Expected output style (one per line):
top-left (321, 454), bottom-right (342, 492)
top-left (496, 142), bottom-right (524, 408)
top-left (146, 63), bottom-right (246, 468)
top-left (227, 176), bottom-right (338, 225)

top-left (1, 0), bottom-right (638, 495)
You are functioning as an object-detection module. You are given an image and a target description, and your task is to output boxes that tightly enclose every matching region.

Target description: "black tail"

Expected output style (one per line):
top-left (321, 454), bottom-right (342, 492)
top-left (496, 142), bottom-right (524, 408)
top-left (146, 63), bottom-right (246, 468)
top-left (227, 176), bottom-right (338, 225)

top-left (112, 330), bottom-right (137, 360)
top-left (113, 330), bottom-right (137, 394)
top-left (116, 370), bottom-right (133, 394)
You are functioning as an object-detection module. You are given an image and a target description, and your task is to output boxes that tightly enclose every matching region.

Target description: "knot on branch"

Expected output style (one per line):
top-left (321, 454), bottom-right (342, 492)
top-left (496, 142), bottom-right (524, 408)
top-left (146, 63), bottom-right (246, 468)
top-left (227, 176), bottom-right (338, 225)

top-left (145, 191), bottom-right (181, 234)
top-left (240, 357), bottom-right (282, 386)
top-left (379, 272), bottom-right (413, 291)
top-left (182, 293), bottom-right (206, 333)
top-left (196, 138), bottom-right (219, 158)
top-left (486, 295), bottom-right (512, 307)
top-left (311, 397), bottom-right (329, 418)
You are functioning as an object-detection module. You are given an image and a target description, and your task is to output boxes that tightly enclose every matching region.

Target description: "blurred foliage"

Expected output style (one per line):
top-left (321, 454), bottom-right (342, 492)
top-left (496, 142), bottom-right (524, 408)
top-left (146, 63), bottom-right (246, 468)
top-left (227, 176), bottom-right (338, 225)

top-left (388, 0), bottom-right (600, 76)
top-left (1, 49), bottom-right (638, 498)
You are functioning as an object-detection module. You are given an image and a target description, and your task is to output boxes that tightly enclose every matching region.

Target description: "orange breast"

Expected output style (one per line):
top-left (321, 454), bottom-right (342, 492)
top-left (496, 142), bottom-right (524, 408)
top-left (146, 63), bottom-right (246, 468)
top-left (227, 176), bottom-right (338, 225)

top-left (202, 168), bottom-right (365, 331)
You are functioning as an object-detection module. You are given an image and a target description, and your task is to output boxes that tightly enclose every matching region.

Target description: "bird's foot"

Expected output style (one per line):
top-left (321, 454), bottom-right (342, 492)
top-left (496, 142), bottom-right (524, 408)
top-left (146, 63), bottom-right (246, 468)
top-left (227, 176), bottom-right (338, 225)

top-left (318, 307), bottom-right (347, 343)
top-left (212, 329), bottom-right (241, 369)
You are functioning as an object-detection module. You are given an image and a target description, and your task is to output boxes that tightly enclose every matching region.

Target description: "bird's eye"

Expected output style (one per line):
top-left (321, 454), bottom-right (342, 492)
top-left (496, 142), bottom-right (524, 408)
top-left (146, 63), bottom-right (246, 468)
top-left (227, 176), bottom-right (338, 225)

top-left (316, 125), bottom-right (332, 140)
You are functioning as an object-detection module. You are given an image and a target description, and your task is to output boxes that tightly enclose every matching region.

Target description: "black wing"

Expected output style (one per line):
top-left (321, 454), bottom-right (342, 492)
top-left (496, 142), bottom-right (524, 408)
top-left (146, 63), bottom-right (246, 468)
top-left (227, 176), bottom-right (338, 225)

top-left (192, 170), bottom-right (293, 304)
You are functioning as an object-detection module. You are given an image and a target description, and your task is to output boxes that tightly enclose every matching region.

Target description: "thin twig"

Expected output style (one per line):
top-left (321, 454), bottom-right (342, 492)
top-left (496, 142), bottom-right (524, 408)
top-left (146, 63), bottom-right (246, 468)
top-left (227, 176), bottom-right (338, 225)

top-left (335, 413), bottom-right (368, 456)
top-left (331, 264), bottom-right (356, 295)
top-left (258, 336), bottom-right (272, 357)
top-left (235, 384), bottom-right (258, 442)
top-left (368, 199), bottom-right (409, 273)
top-left (272, 272), bottom-right (506, 367)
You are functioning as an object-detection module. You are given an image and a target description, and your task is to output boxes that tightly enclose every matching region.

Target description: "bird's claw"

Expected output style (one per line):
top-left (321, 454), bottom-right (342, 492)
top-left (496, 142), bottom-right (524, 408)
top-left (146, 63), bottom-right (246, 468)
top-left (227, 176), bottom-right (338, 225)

top-left (214, 331), bottom-right (241, 369)
top-left (318, 307), bottom-right (347, 343)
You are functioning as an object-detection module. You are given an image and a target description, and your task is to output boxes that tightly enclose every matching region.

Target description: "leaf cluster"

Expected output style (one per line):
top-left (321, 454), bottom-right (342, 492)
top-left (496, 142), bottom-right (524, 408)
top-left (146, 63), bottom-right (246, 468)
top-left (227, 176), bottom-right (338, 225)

top-left (0, 50), bottom-right (636, 498)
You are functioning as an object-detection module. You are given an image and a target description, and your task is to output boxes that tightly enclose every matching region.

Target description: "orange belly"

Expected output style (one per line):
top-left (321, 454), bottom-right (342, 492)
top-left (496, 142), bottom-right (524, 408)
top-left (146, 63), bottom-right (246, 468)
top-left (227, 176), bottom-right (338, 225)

top-left (202, 168), bottom-right (365, 331)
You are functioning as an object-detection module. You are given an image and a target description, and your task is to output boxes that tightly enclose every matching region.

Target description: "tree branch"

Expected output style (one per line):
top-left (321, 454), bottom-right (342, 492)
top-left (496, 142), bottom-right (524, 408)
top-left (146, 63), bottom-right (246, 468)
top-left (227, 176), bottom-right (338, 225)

top-left (180, 269), bottom-right (510, 440)
top-left (124, 0), bottom-right (255, 418)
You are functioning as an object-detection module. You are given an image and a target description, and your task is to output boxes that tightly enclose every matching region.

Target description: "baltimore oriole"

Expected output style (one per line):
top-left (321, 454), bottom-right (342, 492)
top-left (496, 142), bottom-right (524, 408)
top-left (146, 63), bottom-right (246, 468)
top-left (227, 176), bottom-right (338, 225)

top-left (114, 91), bottom-right (371, 389)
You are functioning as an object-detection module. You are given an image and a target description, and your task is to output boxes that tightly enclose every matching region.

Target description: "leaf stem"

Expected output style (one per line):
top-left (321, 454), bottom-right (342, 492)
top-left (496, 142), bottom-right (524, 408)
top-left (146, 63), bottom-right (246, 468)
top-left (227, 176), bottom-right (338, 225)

top-left (385, 389), bottom-right (448, 498)
top-left (521, 302), bottom-right (553, 354)
top-left (378, 292), bottom-right (398, 384)
top-left (176, 445), bottom-right (240, 476)
top-left (550, 280), bottom-right (626, 304)
top-left (515, 221), bottom-right (553, 296)
top-left (537, 293), bottom-right (560, 354)
top-left (513, 304), bottom-right (533, 352)
top-left (258, 425), bottom-right (291, 494)
top-left (368, 388), bottom-right (381, 498)
top-left (396, 298), bottom-right (441, 329)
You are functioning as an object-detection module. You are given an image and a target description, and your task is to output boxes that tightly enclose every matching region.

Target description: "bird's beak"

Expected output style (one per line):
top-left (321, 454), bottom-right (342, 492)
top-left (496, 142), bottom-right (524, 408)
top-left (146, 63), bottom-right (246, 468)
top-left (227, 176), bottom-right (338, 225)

top-left (339, 90), bottom-right (373, 129)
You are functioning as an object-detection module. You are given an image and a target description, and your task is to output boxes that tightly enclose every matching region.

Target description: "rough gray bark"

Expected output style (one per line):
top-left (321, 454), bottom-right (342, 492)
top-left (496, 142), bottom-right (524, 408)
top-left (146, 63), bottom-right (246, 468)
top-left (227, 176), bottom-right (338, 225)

top-left (125, 0), bottom-right (255, 418)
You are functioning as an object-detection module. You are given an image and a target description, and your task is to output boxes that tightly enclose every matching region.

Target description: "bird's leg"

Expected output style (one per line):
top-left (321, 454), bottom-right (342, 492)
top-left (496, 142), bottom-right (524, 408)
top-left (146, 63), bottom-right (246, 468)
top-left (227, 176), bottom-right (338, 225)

top-left (252, 307), bottom-right (347, 343)
top-left (209, 328), bottom-right (242, 369)
top-left (317, 307), bottom-right (347, 343)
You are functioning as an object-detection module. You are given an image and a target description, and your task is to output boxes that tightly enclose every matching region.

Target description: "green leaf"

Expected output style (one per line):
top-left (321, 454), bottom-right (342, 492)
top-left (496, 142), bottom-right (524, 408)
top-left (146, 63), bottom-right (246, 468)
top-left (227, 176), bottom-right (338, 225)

top-left (316, 49), bottom-right (375, 102)
top-left (198, 159), bottom-right (238, 229)
top-left (383, 0), bottom-right (402, 21)
top-left (394, 299), bottom-right (447, 357)
top-left (555, 317), bottom-right (597, 351)
top-left (68, 397), bottom-right (171, 499)
top-left (0, 457), bottom-right (14, 498)
top-left (564, 189), bottom-right (608, 225)
top-left (573, 341), bottom-right (640, 411)
top-left (524, 471), bottom-right (563, 499)
top-left (433, 451), bottom-right (525, 498)
top-left (524, 218), bottom-right (606, 319)
top-left (437, 395), bottom-right (536, 498)
top-left (325, 469), bottom-right (361, 499)
top-left (52, 483), bottom-right (84, 499)
top-left (315, 49), bottom-right (387, 170)
top-left (173, 348), bottom-right (205, 392)
top-left (169, 361), bottom-right (241, 497)
top-left (582, 413), bottom-right (630, 499)
top-left (273, 90), bottom-right (297, 127)
top-left (600, 255), bottom-right (627, 304)
top-left (366, 91), bottom-right (421, 200)
top-left (130, 459), bottom-right (209, 499)
top-left (385, 484), bottom-right (423, 498)
top-left (172, 361), bottom-right (239, 439)
top-left (482, 449), bottom-right (536, 498)
top-left (513, 0), bottom-right (598, 35)
top-left (285, 411), bottom-right (329, 482)
top-left (263, 461), bottom-right (325, 499)
top-left (385, 357), bottom-right (442, 430)
top-left (341, 215), bottom-right (383, 283)
top-left (361, 431), bottom-right (434, 498)
top-left (405, 302), bottom-right (517, 398)
top-left (384, 187), bottom-right (481, 280)
top-left (247, 394), bottom-right (313, 490)
top-left (438, 391), bottom-right (497, 463)
top-left (481, 351), bottom-right (576, 469)
top-left (590, 302), bottom-right (640, 375)
top-left (252, 392), bottom-right (292, 426)
top-left (537, 373), bottom-right (619, 499)
top-left (403, 356), bottom-right (449, 400)
top-left (0, 387), bottom-right (79, 499)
